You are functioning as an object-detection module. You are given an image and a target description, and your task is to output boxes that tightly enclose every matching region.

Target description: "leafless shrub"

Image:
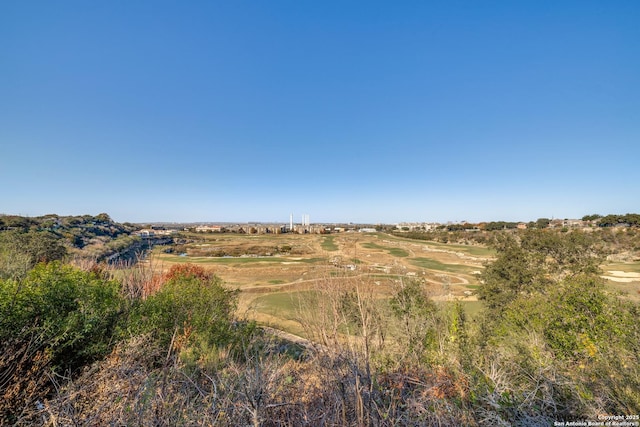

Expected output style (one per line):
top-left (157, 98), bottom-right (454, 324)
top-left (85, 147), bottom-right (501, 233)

top-left (0, 330), bottom-right (52, 426)
top-left (114, 255), bottom-right (162, 300)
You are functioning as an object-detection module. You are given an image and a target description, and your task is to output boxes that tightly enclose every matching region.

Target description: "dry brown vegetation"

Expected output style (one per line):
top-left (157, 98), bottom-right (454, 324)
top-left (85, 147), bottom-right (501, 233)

top-left (155, 232), bottom-right (490, 333)
top-left (2, 228), bottom-right (639, 425)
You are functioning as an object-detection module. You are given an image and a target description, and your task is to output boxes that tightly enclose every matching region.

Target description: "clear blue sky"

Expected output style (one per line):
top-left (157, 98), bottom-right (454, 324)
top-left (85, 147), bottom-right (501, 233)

top-left (1, 1), bottom-right (638, 224)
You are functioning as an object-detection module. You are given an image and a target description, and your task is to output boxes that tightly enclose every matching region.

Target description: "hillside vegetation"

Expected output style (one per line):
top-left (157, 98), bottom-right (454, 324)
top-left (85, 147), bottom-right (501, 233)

top-left (0, 213), bottom-right (141, 278)
top-left (0, 214), bottom-right (639, 425)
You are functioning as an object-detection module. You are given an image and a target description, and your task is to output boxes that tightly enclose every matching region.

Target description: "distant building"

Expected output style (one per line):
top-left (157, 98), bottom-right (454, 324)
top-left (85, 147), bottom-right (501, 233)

top-left (395, 222), bottom-right (440, 231)
top-left (195, 225), bottom-right (222, 233)
top-left (359, 228), bottom-right (377, 233)
top-left (154, 229), bottom-right (177, 236)
top-left (547, 219), bottom-right (587, 229)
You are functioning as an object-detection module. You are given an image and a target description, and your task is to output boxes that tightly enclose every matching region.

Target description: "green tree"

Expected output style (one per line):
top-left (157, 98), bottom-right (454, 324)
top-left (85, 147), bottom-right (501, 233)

top-left (521, 229), bottom-right (603, 277)
top-left (478, 230), bottom-right (604, 313)
top-left (595, 213), bottom-right (640, 227)
top-left (582, 213), bottom-right (602, 221)
top-left (535, 217), bottom-right (550, 229)
top-left (476, 228), bottom-right (638, 419)
top-left (389, 278), bottom-right (438, 358)
top-left (0, 230), bottom-right (67, 280)
top-left (478, 230), bottom-right (604, 309)
top-left (485, 221), bottom-right (518, 231)
top-left (493, 274), bottom-right (640, 413)
top-left (623, 213), bottom-right (640, 227)
top-left (94, 213), bottom-right (112, 223)
top-left (133, 264), bottom-right (245, 363)
top-left (477, 233), bottom-right (548, 312)
top-left (0, 215), bottom-right (36, 230)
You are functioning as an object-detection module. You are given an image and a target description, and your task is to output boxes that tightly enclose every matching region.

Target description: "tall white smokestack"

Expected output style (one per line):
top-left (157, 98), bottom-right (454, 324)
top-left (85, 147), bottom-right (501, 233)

top-left (290, 213), bottom-right (293, 231)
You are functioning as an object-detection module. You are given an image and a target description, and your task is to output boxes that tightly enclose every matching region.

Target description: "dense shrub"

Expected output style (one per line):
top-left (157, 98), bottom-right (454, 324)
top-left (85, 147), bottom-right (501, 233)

top-left (494, 275), bottom-right (640, 414)
top-left (132, 264), bottom-right (252, 366)
top-left (0, 231), bottom-right (67, 280)
top-left (475, 231), bottom-right (640, 419)
top-left (0, 262), bottom-right (122, 368)
top-left (0, 262), bottom-right (122, 423)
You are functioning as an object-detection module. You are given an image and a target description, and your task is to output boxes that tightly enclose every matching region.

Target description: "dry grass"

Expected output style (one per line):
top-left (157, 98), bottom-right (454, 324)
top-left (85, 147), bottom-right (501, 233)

top-left (151, 232), bottom-right (491, 336)
top-left (5, 231), bottom-right (637, 425)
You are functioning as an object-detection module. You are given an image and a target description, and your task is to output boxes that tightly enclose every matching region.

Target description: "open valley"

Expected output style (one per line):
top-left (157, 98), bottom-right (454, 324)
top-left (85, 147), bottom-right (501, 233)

top-left (151, 232), bottom-right (492, 334)
top-left (149, 230), bottom-right (640, 335)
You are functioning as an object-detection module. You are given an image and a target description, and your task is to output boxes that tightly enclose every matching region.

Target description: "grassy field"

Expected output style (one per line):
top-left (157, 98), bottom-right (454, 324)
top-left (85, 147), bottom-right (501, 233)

top-left (383, 233), bottom-right (496, 257)
top-left (147, 231), bottom-right (640, 336)
top-left (423, 241), bottom-right (495, 257)
top-left (251, 291), bottom-right (308, 321)
top-left (250, 290), bottom-right (486, 336)
top-left (148, 232), bottom-right (494, 335)
top-left (361, 242), bottom-right (410, 257)
top-left (157, 254), bottom-right (286, 264)
top-left (409, 257), bottom-right (479, 274)
top-left (321, 236), bottom-right (339, 251)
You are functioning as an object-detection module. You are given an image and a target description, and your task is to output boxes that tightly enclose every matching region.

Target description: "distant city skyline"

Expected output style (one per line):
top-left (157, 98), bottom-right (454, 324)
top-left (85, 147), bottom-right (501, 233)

top-left (0, 210), bottom-right (631, 227)
top-left (1, 1), bottom-right (638, 224)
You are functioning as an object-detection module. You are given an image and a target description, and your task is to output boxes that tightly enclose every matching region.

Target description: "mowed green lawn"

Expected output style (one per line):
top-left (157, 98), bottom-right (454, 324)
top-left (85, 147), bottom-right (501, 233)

top-left (252, 291), bottom-right (310, 319)
top-left (252, 290), bottom-right (486, 337)
top-left (381, 234), bottom-right (495, 257)
top-left (409, 257), bottom-right (479, 274)
top-left (424, 241), bottom-right (495, 257)
top-left (361, 242), bottom-right (409, 257)
top-left (321, 236), bottom-right (339, 251)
